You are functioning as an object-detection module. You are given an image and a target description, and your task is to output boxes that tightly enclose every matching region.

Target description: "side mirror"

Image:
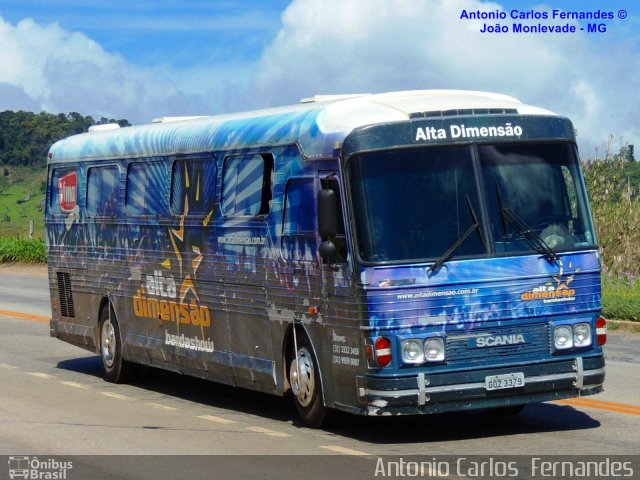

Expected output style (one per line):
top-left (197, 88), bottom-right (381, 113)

top-left (319, 240), bottom-right (337, 261)
top-left (318, 188), bottom-right (337, 238)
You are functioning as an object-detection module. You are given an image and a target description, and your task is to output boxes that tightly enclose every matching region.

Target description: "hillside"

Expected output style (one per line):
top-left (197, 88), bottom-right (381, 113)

top-left (0, 109), bottom-right (130, 238)
top-left (0, 166), bottom-right (46, 238)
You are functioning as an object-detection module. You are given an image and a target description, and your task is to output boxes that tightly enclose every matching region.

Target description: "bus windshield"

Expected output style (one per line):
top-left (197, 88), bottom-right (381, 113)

top-left (348, 142), bottom-right (596, 264)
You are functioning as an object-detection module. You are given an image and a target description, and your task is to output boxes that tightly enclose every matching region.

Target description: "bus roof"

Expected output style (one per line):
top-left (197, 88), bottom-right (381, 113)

top-left (48, 90), bottom-right (556, 163)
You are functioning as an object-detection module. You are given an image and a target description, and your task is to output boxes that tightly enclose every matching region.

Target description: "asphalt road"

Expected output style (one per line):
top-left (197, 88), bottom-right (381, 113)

top-left (0, 266), bottom-right (638, 479)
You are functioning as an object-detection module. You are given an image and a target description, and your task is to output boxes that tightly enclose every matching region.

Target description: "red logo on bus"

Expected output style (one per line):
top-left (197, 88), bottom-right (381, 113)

top-left (58, 171), bottom-right (78, 212)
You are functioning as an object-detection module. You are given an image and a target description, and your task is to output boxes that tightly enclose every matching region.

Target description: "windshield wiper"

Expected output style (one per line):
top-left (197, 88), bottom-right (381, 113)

top-left (429, 196), bottom-right (485, 273)
top-left (495, 184), bottom-right (558, 263)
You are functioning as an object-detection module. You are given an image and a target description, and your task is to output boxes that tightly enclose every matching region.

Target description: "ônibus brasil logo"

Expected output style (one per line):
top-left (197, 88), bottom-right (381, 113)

top-left (57, 171), bottom-right (78, 212)
top-left (8, 456), bottom-right (73, 479)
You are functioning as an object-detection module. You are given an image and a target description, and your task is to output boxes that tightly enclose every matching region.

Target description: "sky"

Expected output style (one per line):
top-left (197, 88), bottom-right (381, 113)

top-left (0, 0), bottom-right (638, 157)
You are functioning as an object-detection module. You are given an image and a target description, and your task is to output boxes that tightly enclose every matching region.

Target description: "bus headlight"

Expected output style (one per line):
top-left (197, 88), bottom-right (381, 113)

top-left (554, 325), bottom-right (574, 350)
top-left (401, 339), bottom-right (425, 364)
top-left (573, 323), bottom-right (592, 347)
top-left (424, 337), bottom-right (445, 362)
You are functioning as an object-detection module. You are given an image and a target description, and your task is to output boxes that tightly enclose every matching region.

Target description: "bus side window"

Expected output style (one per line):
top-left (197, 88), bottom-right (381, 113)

top-left (87, 166), bottom-right (119, 217)
top-left (126, 162), bottom-right (168, 216)
top-left (49, 168), bottom-right (79, 215)
top-left (170, 157), bottom-right (217, 216)
top-left (221, 154), bottom-right (273, 217)
top-left (282, 178), bottom-right (317, 262)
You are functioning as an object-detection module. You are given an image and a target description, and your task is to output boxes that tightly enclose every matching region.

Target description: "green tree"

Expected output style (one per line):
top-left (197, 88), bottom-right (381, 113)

top-left (0, 110), bottom-right (131, 167)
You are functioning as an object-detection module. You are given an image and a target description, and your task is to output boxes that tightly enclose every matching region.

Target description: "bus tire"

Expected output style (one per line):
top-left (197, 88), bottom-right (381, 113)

top-left (288, 335), bottom-right (328, 428)
top-left (99, 305), bottom-right (132, 383)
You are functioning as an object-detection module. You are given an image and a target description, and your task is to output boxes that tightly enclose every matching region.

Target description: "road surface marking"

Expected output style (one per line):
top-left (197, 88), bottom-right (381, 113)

top-left (319, 445), bottom-right (371, 456)
top-left (60, 381), bottom-right (90, 390)
top-left (26, 372), bottom-right (55, 379)
top-left (198, 415), bottom-right (236, 425)
top-left (146, 403), bottom-right (179, 411)
top-left (556, 398), bottom-right (640, 416)
top-left (0, 309), bottom-right (49, 323)
top-left (0, 363), bottom-right (18, 370)
top-left (245, 426), bottom-right (291, 438)
top-left (100, 392), bottom-right (135, 401)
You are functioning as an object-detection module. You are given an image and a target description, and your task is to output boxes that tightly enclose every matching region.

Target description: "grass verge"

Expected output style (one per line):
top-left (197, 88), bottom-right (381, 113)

top-left (0, 238), bottom-right (47, 263)
top-left (602, 275), bottom-right (640, 322)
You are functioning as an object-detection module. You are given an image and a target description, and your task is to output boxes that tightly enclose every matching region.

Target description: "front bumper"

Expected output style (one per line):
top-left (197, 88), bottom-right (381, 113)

top-left (353, 355), bottom-right (604, 416)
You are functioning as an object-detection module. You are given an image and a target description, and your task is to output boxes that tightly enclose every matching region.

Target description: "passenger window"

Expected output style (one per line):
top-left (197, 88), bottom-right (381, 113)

top-left (49, 168), bottom-right (78, 214)
top-left (126, 162), bottom-right (168, 216)
top-left (282, 178), bottom-right (317, 261)
top-left (221, 154), bottom-right (274, 216)
top-left (170, 157), bottom-right (217, 216)
top-left (87, 166), bottom-right (119, 217)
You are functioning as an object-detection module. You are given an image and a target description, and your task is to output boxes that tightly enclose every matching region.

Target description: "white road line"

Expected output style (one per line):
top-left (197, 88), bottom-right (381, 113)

top-left (245, 426), bottom-right (291, 438)
top-left (146, 403), bottom-right (179, 411)
top-left (100, 392), bottom-right (134, 401)
top-left (319, 445), bottom-right (371, 456)
top-left (60, 381), bottom-right (90, 390)
top-left (198, 415), bottom-right (237, 425)
top-left (0, 363), bottom-right (18, 370)
top-left (26, 372), bottom-right (55, 379)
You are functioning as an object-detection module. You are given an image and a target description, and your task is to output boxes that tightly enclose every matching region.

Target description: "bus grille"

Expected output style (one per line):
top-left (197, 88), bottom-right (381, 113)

top-left (446, 323), bottom-right (549, 363)
top-left (56, 271), bottom-right (75, 318)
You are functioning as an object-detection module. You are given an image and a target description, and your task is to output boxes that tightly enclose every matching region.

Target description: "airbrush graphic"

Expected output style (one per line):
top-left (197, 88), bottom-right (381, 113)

top-left (57, 171), bottom-right (77, 212)
top-left (132, 160), bottom-right (213, 342)
top-left (521, 259), bottom-right (579, 303)
top-left (54, 169), bottom-right (80, 231)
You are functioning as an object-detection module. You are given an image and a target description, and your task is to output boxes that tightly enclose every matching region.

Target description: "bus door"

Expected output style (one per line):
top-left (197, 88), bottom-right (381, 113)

top-left (280, 176), bottom-right (325, 324)
top-left (317, 172), bottom-right (361, 392)
top-left (317, 172), bottom-right (352, 313)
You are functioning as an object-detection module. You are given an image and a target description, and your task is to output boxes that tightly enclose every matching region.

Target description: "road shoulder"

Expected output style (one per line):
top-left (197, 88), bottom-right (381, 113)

top-left (0, 262), bottom-right (47, 277)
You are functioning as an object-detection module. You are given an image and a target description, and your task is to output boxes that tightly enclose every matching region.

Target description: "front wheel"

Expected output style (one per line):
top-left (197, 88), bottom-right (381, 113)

top-left (99, 305), bottom-right (133, 383)
top-left (289, 336), bottom-right (329, 428)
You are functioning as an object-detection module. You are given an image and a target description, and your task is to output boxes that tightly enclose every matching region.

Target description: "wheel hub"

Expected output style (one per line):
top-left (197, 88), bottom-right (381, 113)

top-left (290, 347), bottom-right (315, 407)
top-left (101, 319), bottom-right (116, 368)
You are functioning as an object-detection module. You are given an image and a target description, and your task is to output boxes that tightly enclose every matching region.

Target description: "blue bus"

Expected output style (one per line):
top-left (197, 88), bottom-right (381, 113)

top-left (46, 90), bottom-right (606, 427)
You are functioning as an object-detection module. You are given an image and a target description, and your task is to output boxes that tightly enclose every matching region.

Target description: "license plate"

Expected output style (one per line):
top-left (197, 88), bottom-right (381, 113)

top-left (485, 372), bottom-right (525, 391)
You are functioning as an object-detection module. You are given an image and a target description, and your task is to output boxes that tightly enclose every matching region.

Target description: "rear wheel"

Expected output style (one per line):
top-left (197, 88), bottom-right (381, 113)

top-left (99, 305), bottom-right (133, 383)
top-left (289, 335), bottom-right (329, 428)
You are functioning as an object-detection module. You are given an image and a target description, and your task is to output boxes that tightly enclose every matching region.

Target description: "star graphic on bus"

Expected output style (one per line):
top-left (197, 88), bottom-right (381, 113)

top-left (552, 260), bottom-right (580, 291)
top-left (160, 160), bottom-right (215, 337)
